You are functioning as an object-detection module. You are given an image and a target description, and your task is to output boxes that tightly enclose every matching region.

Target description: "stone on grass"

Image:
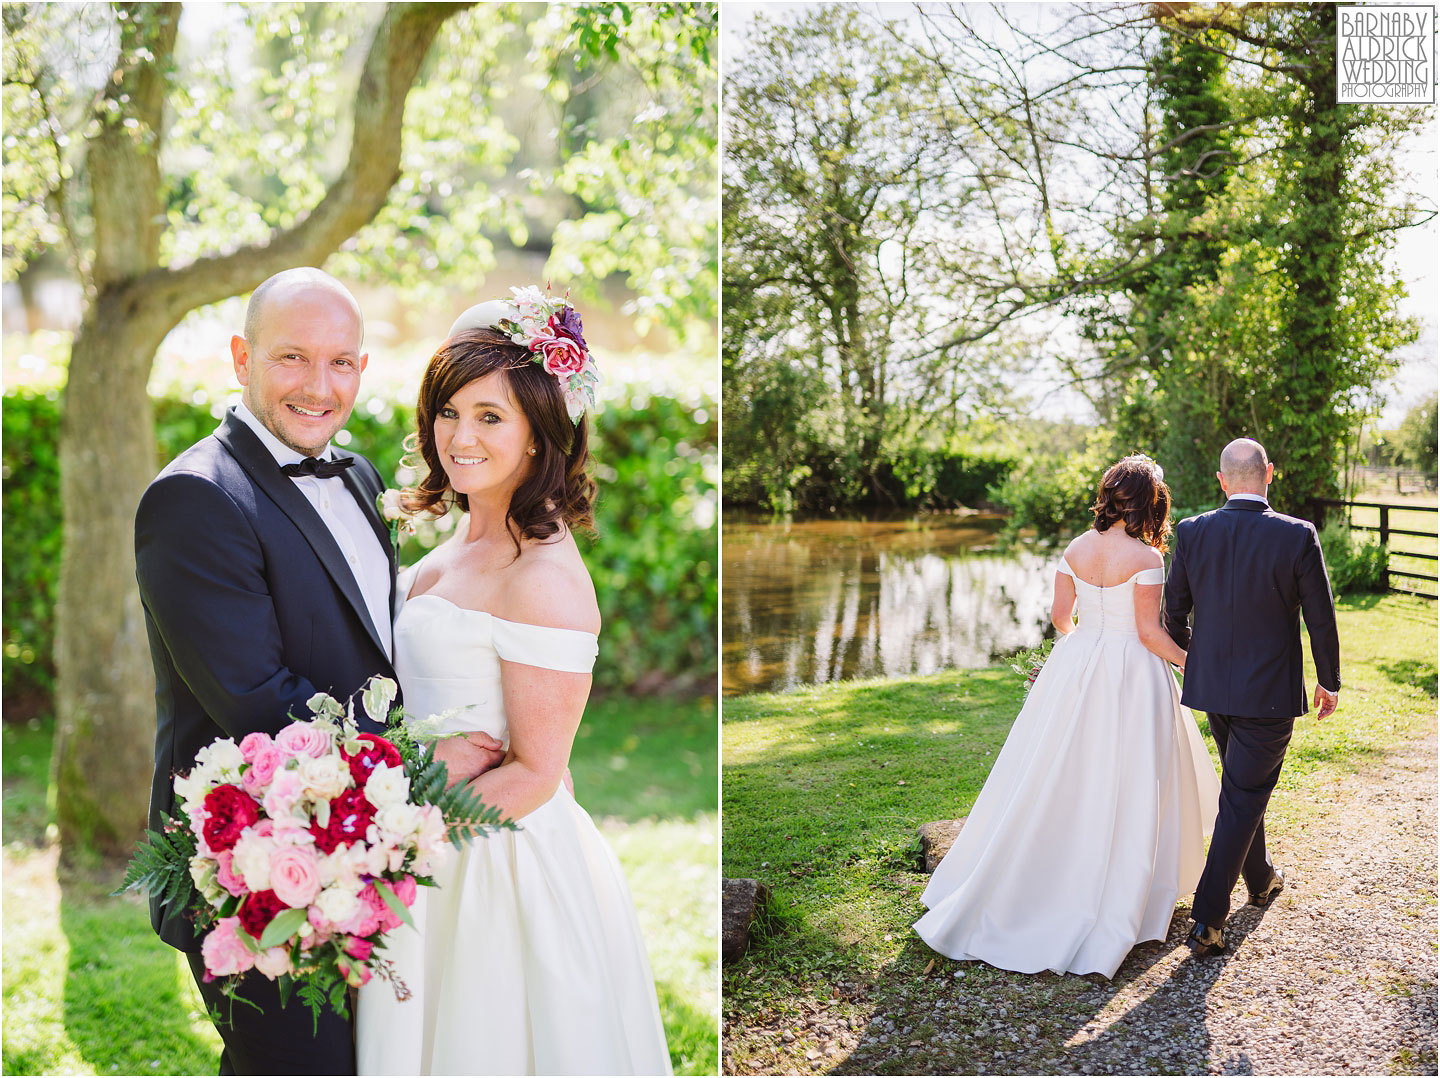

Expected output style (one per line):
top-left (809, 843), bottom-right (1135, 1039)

top-left (723, 877), bottom-right (769, 963)
top-left (918, 818), bottom-right (967, 873)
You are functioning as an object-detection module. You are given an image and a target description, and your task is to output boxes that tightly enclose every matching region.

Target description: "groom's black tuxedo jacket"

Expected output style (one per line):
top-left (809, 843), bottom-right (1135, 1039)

top-left (136, 409), bottom-right (397, 951)
top-left (1164, 497), bottom-right (1340, 719)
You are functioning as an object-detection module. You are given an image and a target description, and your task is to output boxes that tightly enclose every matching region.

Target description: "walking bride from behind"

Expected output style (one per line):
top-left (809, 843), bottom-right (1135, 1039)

top-left (915, 455), bottom-right (1221, 978)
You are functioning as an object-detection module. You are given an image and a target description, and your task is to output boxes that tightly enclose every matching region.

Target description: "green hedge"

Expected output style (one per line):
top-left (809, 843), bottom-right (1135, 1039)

top-left (1, 387), bottom-right (716, 712)
top-left (1318, 519), bottom-right (1387, 595)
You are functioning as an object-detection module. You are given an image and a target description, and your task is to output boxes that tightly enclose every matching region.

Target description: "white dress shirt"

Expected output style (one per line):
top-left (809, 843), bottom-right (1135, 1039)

top-left (233, 402), bottom-right (393, 660)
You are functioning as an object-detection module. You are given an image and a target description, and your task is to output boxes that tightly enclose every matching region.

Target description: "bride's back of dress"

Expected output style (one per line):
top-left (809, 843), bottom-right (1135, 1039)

top-left (1060, 557), bottom-right (1162, 637)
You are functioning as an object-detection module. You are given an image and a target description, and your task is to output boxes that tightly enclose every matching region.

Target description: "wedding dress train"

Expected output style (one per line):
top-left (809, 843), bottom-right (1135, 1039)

top-left (914, 560), bottom-right (1221, 978)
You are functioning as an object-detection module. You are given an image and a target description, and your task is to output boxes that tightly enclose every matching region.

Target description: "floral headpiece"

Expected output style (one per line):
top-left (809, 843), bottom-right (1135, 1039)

top-left (447, 286), bottom-right (598, 424)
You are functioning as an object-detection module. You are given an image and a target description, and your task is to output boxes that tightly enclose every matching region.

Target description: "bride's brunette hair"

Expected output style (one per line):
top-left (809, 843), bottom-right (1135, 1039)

top-left (1091, 455), bottom-right (1171, 552)
top-left (401, 328), bottom-right (596, 551)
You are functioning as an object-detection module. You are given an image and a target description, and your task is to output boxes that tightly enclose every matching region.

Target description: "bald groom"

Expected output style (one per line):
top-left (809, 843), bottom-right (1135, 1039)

top-left (1163, 438), bottom-right (1340, 958)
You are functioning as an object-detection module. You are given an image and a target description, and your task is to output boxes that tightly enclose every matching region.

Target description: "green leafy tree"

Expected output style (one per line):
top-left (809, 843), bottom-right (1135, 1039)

top-left (1396, 393), bottom-right (1439, 478)
top-left (2, 0), bottom-right (715, 858)
top-left (724, 6), bottom-right (1040, 508)
top-left (1104, 4), bottom-right (1423, 516)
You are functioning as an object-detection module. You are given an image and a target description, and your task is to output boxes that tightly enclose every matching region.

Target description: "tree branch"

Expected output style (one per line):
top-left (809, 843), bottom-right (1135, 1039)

top-left (130, 2), bottom-right (474, 318)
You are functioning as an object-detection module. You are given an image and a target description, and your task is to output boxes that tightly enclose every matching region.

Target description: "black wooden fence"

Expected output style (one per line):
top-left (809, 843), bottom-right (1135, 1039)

top-left (1322, 499), bottom-right (1438, 600)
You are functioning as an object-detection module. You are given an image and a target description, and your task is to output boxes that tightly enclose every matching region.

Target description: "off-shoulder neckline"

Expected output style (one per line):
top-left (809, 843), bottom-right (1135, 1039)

top-left (1059, 556), bottom-right (1162, 590)
top-left (404, 591), bottom-right (599, 640)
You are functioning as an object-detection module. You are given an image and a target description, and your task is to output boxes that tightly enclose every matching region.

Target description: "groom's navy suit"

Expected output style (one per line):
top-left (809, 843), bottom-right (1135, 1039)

top-left (1164, 496), bottom-right (1340, 927)
top-left (136, 408), bottom-right (397, 1075)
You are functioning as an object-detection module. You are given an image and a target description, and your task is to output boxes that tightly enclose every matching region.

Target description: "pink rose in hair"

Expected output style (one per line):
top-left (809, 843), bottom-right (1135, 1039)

top-left (536, 334), bottom-right (586, 378)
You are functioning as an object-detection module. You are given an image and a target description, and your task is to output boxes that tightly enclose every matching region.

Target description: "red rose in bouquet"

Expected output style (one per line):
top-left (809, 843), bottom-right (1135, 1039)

top-left (202, 784), bottom-right (262, 852)
top-left (343, 732), bottom-right (402, 786)
top-left (238, 888), bottom-right (287, 939)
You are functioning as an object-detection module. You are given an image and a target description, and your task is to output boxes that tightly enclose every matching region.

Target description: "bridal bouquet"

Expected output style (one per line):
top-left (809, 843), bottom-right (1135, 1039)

top-left (1009, 637), bottom-right (1056, 698)
top-left (118, 676), bottom-right (508, 1025)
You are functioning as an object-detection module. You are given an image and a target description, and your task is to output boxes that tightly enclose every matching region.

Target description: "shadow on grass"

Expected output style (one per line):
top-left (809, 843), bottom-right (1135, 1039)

top-left (826, 903), bottom-right (1285, 1076)
top-left (1377, 658), bottom-right (1438, 698)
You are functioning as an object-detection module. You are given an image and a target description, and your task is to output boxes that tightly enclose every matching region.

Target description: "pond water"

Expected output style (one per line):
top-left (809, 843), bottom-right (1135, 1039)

top-left (723, 512), bottom-right (1059, 696)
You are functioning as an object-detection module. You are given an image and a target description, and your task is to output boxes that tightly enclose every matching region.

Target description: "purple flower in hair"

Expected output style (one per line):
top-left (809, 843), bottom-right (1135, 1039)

top-left (555, 306), bottom-right (587, 352)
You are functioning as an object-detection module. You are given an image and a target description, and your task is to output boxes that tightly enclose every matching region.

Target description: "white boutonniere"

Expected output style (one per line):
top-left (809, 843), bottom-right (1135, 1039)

top-left (376, 489), bottom-right (416, 548)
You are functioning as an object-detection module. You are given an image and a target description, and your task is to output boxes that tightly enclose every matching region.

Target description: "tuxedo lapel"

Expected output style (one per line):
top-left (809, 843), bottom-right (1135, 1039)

top-left (338, 462), bottom-right (399, 624)
top-left (214, 412), bottom-right (389, 659)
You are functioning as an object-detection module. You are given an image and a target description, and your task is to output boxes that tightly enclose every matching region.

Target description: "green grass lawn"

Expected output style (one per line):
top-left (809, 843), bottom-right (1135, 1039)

top-left (721, 593), bottom-right (1437, 1069)
top-left (3, 695), bottom-right (719, 1076)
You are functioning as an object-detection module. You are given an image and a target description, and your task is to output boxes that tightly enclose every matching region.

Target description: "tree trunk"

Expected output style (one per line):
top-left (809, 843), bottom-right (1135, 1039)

top-left (52, 0), bottom-right (473, 864)
top-left (52, 297), bottom-right (176, 856)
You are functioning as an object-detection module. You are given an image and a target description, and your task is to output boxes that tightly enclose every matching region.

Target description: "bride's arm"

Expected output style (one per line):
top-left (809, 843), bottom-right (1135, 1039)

top-left (1134, 582), bottom-right (1187, 669)
top-left (464, 661), bottom-right (591, 822)
top-left (1051, 571), bottom-right (1077, 635)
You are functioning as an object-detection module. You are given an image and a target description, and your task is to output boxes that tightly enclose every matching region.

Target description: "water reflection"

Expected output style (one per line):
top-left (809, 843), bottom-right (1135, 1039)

top-left (723, 513), bottom-right (1056, 696)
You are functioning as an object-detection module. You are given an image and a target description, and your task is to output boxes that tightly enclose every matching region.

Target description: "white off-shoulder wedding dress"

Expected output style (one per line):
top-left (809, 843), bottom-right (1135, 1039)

top-left (358, 569), bottom-right (671, 1075)
top-left (913, 559), bottom-right (1221, 978)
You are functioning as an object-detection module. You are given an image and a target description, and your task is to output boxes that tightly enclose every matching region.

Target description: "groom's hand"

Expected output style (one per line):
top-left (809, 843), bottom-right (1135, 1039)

top-left (432, 732), bottom-right (506, 788)
top-left (1313, 684), bottom-right (1339, 720)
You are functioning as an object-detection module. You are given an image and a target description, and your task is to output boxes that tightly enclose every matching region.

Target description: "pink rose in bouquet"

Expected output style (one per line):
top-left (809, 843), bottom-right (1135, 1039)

top-left (269, 845), bottom-right (322, 908)
top-left (275, 721), bottom-right (331, 759)
top-left (201, 917), bottom-right (255, 978)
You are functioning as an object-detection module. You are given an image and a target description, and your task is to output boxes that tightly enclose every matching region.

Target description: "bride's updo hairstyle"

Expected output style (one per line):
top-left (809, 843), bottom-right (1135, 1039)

top-left (1091, 455), bottom-right (1171, 552)
top-left (401, 327), bottom-right (596, 548)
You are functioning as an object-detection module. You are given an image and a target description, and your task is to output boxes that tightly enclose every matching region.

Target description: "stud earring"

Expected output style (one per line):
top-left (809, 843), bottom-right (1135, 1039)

top-left (527, 447), bottom-right (537, 456)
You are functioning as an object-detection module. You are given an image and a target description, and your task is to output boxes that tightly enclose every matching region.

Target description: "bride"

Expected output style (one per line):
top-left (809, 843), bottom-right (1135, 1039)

top-left (914, 455), bottom-right (1221, 978)
top-left (357, 292), bottom-right (671, 1075)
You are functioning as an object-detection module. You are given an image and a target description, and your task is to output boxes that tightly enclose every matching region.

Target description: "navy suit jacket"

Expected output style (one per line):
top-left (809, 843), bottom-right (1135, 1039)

top-left (1163, 498), bottom-right (1340, 720)
top-left (136, 408), bottom-right (397, 951)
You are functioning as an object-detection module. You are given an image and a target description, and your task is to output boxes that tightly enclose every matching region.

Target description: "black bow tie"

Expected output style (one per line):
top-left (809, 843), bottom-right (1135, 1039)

top-left (281, 456), bottom-right (355, 479)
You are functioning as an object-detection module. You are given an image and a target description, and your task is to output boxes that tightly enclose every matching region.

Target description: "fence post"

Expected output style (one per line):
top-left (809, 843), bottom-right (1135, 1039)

top-left (1380, 503), bottom-right (1390, 592)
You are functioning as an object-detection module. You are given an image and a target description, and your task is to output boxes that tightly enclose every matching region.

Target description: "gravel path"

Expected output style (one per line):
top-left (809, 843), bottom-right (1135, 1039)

top-left (725, 728), bottom-right (1437, 1076)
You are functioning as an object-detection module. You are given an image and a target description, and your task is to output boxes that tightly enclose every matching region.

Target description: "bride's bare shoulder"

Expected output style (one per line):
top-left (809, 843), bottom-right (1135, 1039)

top-left (497, 534), bottom-right (600, 634)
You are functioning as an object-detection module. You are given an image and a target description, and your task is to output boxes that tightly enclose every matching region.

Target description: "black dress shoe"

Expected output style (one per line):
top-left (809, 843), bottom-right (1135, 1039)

top-left (1186, 920), bottom-right (1226, 957)
top-left (1248, 867), bottom-right (1284, 909)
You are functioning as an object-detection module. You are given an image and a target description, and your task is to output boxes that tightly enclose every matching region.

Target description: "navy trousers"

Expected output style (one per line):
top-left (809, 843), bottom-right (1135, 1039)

top-left (1191, 712), bottom-right (1294, 927)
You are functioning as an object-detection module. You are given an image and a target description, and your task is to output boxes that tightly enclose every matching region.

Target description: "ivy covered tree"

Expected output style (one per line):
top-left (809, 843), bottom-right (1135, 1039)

top-left (1102, 4), bottom-right (1423, 516)
top-left (1, 0), bottom-right (716, 858)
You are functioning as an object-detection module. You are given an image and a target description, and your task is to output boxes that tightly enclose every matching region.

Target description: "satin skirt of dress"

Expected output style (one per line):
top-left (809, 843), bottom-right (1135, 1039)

top-left (913, 626), bottom-right (1220, 978)
top-left (357, 786), bottom-right (673, 1076)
